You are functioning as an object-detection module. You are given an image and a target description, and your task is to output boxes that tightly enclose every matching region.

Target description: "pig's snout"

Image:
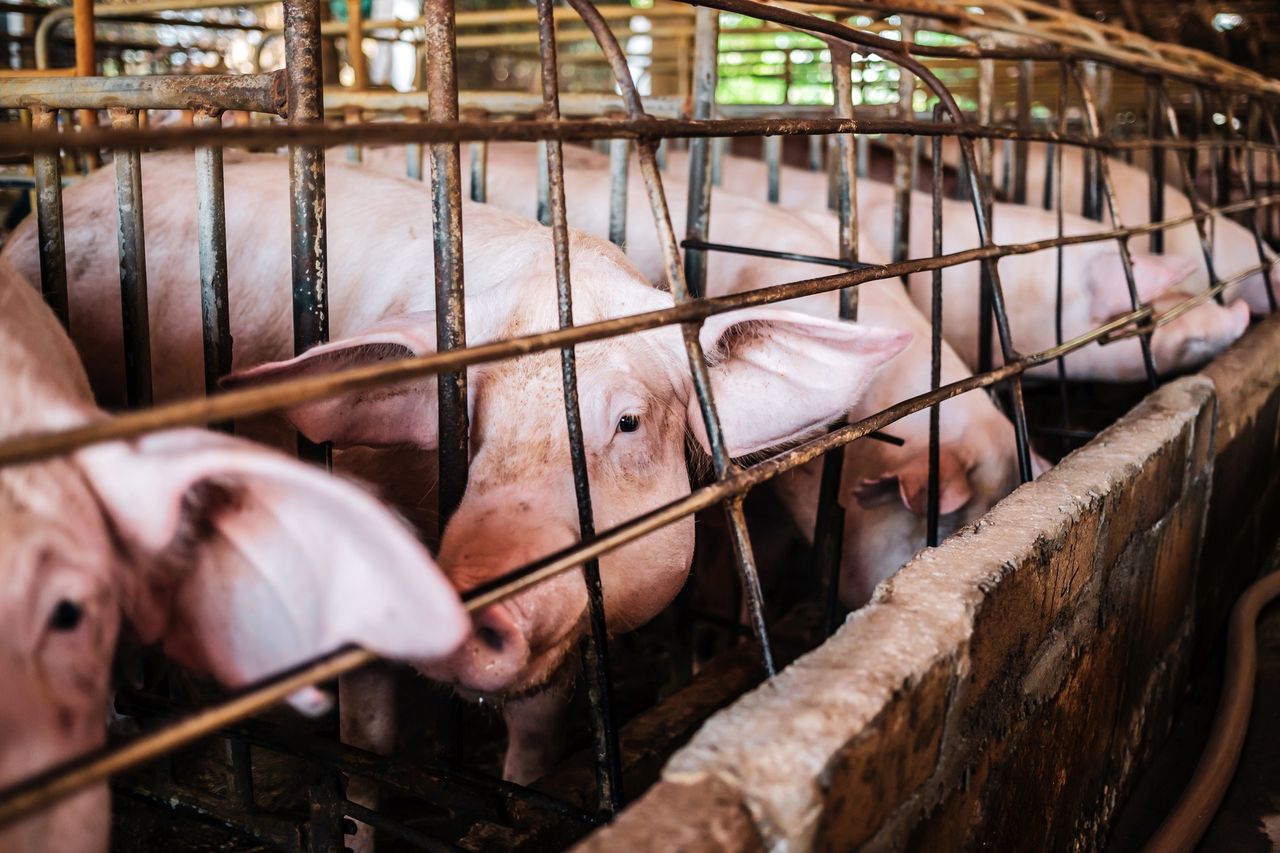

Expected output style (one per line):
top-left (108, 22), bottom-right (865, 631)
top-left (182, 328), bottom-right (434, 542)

top-left (443, 605), bottom-right (531, 694)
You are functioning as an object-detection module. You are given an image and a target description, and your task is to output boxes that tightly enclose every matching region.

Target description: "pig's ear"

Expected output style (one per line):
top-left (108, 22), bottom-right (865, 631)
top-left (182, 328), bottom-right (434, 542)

top-left (75, 429), bottom-right (467, 708)
top-left (221, 312), bottom-right (439, 449)
top-left (687, 308), bottom-right (911, 457)
top-left (1088, 252), bottom-right (1197, 321)
top-left (852, 448), bottom-right (973, 515)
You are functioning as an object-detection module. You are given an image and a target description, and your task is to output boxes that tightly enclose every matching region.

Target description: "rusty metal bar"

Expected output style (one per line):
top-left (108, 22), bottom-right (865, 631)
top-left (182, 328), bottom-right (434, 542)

top-left (109, 107), bottom-right (152, 408)
top-left (812, 37), bottom-right (861, 635)
top-left (608, 137), bottom-right (629, 248)
top-left (892, 18), bottom-right (916, 267)
top-left (72, 0), bottom-right (95, 165)
top-left (30, 106), bottom-right (68, 329)
top-left (1012, 59), bottom-right (1032, 205)
top-left (283, 0), bottom-right (331, 467)
top-left (12, 114), bottom-right (1279, 159)
top-left (1070, 61), bottom-right (1158, 389)
top-left (535, 0), bottom-right (623, 815)
top-left (1146, 76), bottom-right (1165, 254)
top-left (683, 5), bottom-right (718, 299)
top-left (193, 109), bottom-right (233, 402)
top-left (536, 139), bottom-right (550, 225)
top-left (0, 72), bottom-right (287, 114)
top-left (927, 115), bottom-right (944, 547)
top-left (424, 0), bottom-right (468, 530)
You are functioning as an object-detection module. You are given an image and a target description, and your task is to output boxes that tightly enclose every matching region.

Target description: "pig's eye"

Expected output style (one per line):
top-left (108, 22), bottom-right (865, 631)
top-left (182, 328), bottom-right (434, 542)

top-left (48, 599), bottom-right (83, 633)
top-left (617, 414), bottom-right (641, 434)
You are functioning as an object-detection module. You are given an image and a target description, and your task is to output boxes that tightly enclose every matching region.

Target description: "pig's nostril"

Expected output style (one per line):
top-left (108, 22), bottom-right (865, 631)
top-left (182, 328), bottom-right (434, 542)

top-left (477, 625), bottom-right (506, 652)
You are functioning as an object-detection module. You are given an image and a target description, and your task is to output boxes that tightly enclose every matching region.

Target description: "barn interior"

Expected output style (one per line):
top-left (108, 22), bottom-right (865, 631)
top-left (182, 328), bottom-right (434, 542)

top-left (1, 0), bottom-right (1279, 851)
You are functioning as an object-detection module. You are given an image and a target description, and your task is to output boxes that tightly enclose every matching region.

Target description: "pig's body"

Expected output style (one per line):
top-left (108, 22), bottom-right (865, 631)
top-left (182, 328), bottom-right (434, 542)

top-left (938, 138), bottom-right (1278, 313)
top-left (359, 142), bottom-right (1029, 606)
top-left (0, 256), bottom-right (467, 852)
top-left (4, 152), bottom-right (908, 792)
top-left (858, 191), bottom-right (1251, 381)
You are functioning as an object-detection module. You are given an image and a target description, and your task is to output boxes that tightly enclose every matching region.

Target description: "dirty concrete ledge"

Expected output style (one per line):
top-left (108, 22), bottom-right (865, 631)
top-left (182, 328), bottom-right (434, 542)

top-left (574, 315), bottom-right (1280, 851)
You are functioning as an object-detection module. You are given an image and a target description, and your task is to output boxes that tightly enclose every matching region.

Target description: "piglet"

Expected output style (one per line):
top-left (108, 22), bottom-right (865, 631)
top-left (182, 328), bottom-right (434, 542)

top-left (0, 256), bottom-right (467, 853)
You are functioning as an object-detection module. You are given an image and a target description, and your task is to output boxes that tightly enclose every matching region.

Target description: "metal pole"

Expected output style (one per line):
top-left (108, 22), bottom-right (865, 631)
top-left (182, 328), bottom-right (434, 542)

top-left (194, 109), bottom-right (233, 404)
top-left (424, 0), bottom-right (468, 528)
top-left (110, 107), bottom-right (152, 408)
top-left (608, 137), bottom-right (629, 248)
top-left (283, 0), bottom-right (331, 466)
top-left (30, 106), bottom-right (68, 329)
top-left (535, 3), bottom-right (624, 812)
top-left (683, 5), bottom-right (717, 299)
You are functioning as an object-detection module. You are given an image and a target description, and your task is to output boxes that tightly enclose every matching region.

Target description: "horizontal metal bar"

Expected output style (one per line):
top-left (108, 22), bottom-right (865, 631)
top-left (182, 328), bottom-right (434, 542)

top-left (0, 72), bottom-right (286, 115)
top-left (342, 800), bottom-right (461, 853)
top-left (116, 780), bottom-right (306, 852)
top-left (681, 237), bottom-right (877, 271)
top-left (1, 190), bottom-right (1275, 471)
top-left (323, 89), bottom-right (683, 118)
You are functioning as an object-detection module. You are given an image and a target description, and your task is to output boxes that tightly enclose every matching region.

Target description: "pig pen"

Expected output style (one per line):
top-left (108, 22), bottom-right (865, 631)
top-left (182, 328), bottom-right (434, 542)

top-left (1, 0), bottom-right (1280, 851)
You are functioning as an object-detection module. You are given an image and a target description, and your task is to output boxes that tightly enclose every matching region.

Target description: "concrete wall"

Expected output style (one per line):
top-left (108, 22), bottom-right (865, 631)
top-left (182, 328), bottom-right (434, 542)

top-left (574, 315), bottom-right (1280, 852)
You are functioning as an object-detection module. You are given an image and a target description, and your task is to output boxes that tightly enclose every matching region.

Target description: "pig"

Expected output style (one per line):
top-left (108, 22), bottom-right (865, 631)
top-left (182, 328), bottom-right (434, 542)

top-left (3, 151), bottom-right (910, 789)
top-left (358, 142), bottom-right (1034, 607)
top-left (857, 191), bottom-right (1252, 381)
top-left (0, 255), bottom-right (468, 853)
top-left (936, 138), bottom-right (1278, 314)
top-left (654, 146), bottom-right (1252, 373)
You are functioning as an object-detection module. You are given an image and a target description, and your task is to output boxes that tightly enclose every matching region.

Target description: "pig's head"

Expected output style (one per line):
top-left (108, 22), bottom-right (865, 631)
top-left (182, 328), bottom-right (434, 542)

top-left (1081, 250), bottom-right (1247, 379)
top-left (0, 429), bottom-right (466, 853)
top-left (842, 420), bottom-right (1044, 606)
top-left (227, 279), bottom-right (910, 701)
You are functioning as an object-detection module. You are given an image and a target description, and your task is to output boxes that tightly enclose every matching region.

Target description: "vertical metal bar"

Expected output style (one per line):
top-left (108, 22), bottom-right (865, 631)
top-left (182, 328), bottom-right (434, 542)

top-left (710, 135), bottom-right (724, 187)
top-left (683, 5), bottom-right (718, 299)
top-left (813, 40), bottom-right (859, 636)
top-left (1146, 77), bottom-right (1165, 254)
top-left (891, 19), bottom-right (915, 267)
top-left (808, 133), bottom-right (823, 172)
top-left (1012, 59), bottom-right (1032, 205)
top-left (468, 140), bottom-right (487, 202)
top-left (976, 55), bottom-right (995, 375)
top-left (73, 0), bottom-right (97, 171)
top-left (424, 0), bottom-right (468, 529)
top-left (536, 140), bottom-right (550, 226)
top-left (1246, 102), bottom-right (1278, 312)
top-left (283, 0), bottom-right (331, 466)
top-left (655, 138), bottom-right (668, 170)
top-left (1054, 65), bottom-right (1071, 439)
top-left (1070, 63), bottom-right (1158, 389)
top-left (194, 109), bottom-right (233, 403)
top-left (536, 0), bottom-right (623, 813)
top-left (608, 137), bottom-right (629, 249)
top-left (30, 106), bottom-right (68, 329)
top-left (406, 107), bottom-right (424, 181)
top-left (763, 134), bottom-right (781, 203)
top-left (927, 119), bottom-right (943, 547)
top-left (856, 133), bottom-right (869, 179)
top-left (110, 108), bottom-right (152, 409)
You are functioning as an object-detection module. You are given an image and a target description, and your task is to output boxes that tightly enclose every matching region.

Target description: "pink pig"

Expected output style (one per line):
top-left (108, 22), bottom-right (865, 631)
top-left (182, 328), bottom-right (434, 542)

top-left (0, 256), bottom-right (467, 853)
top-left (937, 138), bottom-right (1278, 314)
top-left (3, 152), bottom-right (909, 789)
top-left (361, 142), bottom-right (1030, 608)
top-left (857, 190), bottom-right (1251, 381)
